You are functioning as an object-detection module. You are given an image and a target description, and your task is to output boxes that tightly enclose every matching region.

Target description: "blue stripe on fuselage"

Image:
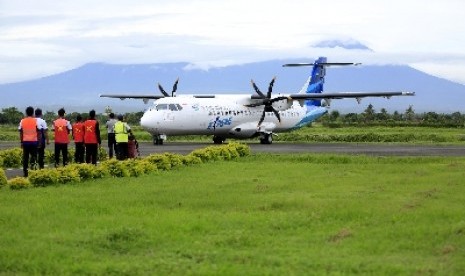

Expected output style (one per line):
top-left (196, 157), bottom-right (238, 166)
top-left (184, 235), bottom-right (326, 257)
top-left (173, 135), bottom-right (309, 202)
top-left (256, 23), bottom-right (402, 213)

top-left (291, 106), bottom-right (328, 130)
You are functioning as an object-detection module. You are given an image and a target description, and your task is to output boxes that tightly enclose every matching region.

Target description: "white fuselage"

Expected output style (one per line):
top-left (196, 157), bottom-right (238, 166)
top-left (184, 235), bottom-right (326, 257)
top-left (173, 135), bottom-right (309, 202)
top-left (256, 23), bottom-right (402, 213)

top-left (140, 94), bottom-right (328, 139)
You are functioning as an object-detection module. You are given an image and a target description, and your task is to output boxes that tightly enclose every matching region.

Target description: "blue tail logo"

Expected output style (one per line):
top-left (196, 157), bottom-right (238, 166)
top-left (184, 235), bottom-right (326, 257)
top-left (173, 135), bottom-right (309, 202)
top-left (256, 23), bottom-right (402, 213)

top-left (306, 57), bottom-right (327, 108)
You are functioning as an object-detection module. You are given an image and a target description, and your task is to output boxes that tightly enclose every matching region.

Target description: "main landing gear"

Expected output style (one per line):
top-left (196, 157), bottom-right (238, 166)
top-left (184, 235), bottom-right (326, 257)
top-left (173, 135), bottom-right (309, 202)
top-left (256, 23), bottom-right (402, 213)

top-left (259, 133), bottom-right (273, 144)
top-left (213, 136), bottom-right (225, 144)
top-left (152, 134), bottom-right (165, 145)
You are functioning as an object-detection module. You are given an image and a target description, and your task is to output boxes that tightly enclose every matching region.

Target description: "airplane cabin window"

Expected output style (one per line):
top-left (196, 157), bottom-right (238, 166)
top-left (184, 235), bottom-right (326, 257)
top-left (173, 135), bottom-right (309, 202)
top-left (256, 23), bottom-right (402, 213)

top-left (169, 104), bottom-right (178, 111)
top-left (176, 104), bottom-right (183, 110)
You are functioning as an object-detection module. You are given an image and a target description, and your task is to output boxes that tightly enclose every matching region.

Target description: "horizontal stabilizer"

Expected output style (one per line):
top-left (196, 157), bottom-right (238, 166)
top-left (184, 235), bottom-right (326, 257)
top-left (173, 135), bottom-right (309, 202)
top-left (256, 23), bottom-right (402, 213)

top-left (283, 62), bottom-right (361, 67)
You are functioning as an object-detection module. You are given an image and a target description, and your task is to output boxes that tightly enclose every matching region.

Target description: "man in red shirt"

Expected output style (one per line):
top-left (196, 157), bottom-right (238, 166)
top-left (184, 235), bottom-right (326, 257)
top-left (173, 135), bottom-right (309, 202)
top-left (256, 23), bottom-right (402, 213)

top-left (84, 110), bottom-right (101, 165)
top-left (52, 108), bottom-right (72, 167)
top-left (72, 114), bottom-right (85, 163)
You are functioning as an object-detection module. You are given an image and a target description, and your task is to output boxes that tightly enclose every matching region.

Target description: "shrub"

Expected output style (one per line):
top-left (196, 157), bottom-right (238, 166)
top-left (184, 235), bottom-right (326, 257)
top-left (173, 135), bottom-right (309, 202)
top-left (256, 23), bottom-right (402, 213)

top-left (56, 167), bottom-right (81, 184)
top-left (67, 163), bottom-right (96, 181)
top-left (92, 165), bottom-right (109, 179)
top-left (0, 156), bottom-right (3, 168)
top-left (134, 159), bottom-right (157, 174)
top-left (190, 148), bottom-right (212, 162)
top-left (0, 148), bottom-right (22, 168)
top-left (121, 159), bottom-right (146, 177)
top-left (98, 147), bottom-right (108, 162)
top-left (232, 143), bottom-right (251, 157)
top-left (101, 159), bottom-right (130, 177)
top-left (145, 154), bottom-right (171, 171)
top-left (8, 177), bottom-right (31, 190)
top-left (163, 153), bottom-right (184, 168)
top-left (28, 169), bottom-right (59, 187)
top-left (183, 154), bottom-right (203, 165)
top-left (0, 169), bottom-right (7, 187)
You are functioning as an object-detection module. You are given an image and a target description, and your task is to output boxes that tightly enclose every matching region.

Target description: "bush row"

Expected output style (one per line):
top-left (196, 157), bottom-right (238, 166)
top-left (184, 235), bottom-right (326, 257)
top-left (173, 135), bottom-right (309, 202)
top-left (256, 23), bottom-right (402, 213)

top-left (0, 147), bottom-right (108, 169)
top-left (1, 142), bottom-right (250, 190)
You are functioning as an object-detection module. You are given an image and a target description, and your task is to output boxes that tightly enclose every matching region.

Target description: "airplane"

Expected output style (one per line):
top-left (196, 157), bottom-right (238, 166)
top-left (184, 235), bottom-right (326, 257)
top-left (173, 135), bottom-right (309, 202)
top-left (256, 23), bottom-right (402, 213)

top-left (100, 57), bottom-right (414, 145)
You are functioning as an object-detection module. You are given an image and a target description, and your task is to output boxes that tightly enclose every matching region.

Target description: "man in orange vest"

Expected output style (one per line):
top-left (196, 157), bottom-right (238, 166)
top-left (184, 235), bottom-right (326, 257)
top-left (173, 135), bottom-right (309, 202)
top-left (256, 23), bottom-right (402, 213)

top-left (18, 106), bottom-right (40, 177)
top-left (52, 108), bottom-right (72, 167)
top-left (84, 109), bottom-right (101, 165)
top-left (72, 114), bottom-right (85, 163)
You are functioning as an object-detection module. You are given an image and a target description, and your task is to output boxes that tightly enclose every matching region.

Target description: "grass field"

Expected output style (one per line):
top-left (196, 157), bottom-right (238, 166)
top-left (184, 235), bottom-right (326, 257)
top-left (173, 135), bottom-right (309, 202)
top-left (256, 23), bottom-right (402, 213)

top-left (1, 153), bottom-right (464, 274)
top-left (2, 124), bottom-right (465, 143)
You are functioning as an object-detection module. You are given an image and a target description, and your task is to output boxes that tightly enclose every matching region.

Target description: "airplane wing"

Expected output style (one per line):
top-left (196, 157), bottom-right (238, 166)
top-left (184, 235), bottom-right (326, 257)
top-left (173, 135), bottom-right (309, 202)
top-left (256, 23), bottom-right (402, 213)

top-left (289, 91), bottom-right (415, 100)
top-left (100, 94), bottom-right (164, 100)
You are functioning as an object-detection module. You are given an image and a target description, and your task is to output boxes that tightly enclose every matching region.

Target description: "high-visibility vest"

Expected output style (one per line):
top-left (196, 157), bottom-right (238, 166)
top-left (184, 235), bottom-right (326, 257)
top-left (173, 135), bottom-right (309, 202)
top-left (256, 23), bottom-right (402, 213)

top-left (84, 120), bottom-right (98, 144)
top-left (72, 122), bottom-right (85, 142)
top-left (21, 117), bottom-right (38, 142)
top-left (54, 118), bottom-right (70, 143)
top-left (114, 121), bottom-right (128, 143)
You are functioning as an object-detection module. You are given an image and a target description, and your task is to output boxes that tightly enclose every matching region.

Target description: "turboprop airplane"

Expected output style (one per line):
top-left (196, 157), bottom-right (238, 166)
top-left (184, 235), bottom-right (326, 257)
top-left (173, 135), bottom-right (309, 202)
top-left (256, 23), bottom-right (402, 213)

top-left (100, 57), bottom-right (414, 145)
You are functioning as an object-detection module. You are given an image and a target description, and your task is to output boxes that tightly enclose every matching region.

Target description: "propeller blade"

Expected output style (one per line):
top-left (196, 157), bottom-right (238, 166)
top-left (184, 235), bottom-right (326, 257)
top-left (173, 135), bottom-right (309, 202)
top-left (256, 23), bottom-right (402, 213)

top-left (267, 76), bottom-right (276, 98)
top-left (272, 107), bottom-right (281, 123)
top-left (172, 78), bottom-right (179, 97)
top-left (251, 80), bottom-right (265, 98)
top-left (257, 110), bottom-right (266, 127)
top-left (158, 83), bottom-right (169, 97)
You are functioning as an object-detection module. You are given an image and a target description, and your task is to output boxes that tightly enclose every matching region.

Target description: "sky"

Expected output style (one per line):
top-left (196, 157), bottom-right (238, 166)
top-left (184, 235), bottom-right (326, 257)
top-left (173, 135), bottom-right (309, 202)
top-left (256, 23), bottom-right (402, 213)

top-left (1, 0), bottom-right (465, 85)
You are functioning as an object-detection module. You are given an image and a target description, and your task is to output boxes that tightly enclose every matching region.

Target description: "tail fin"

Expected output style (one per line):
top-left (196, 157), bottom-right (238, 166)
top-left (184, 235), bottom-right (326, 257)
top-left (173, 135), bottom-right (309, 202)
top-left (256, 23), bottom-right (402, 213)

top-left (283, 57), bottom-right (360, 107)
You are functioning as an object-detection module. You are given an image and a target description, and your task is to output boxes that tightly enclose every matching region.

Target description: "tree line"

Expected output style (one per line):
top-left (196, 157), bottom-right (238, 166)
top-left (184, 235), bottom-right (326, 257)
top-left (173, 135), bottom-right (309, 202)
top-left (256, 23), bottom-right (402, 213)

top-left (0, 107), bottom-right (144, 126)
top-left (319, 104), bottom-right (465, 128)
top-left (1, 105), bottom-right (464, 128)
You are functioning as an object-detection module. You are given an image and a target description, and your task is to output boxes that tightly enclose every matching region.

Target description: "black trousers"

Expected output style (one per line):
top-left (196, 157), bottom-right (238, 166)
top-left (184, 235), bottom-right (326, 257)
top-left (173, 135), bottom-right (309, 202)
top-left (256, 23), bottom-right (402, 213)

top-left (37, 144), bottom-right (45, 169)
top-left (85, 143), bottom-right (98, 165)
top-left (116, 142), bottom-right (128, 160)
top-left (74, 142), bottom-right (85, 163)
top-left (107, 133), bottom-right (116, 158)
top-left (22, 143), bottom-right (37, 177)
top-left (55, 143), bottom-right (68, 167)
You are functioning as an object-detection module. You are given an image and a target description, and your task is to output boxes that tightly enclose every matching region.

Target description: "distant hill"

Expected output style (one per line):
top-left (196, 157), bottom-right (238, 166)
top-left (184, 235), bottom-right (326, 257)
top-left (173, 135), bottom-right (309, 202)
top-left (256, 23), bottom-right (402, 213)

top-left (0, 59), bottom-right (464, 114)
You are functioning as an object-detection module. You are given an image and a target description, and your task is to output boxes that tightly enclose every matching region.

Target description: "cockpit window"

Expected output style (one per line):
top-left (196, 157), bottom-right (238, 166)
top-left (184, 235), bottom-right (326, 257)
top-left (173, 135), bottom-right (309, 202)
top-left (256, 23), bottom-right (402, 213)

top-left (155, 103), bottom-right (183, 111)
top-left (156, 104), bottom-right (168, 110)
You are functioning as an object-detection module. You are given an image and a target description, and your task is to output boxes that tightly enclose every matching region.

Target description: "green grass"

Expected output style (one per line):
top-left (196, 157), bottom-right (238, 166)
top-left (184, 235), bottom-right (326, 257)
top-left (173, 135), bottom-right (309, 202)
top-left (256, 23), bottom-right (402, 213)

top-left (2, 124), bottom-right (465, 143)
top-left (1, 154), bottom-right (465, 274)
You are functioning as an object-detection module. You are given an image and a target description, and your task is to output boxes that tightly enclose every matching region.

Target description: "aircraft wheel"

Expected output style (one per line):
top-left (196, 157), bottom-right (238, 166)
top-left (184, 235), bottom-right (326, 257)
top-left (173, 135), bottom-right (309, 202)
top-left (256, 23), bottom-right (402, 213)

top-left (260, 134), bottom-right (272, 144)
top-left (213, 136), bottom-right (224, 144)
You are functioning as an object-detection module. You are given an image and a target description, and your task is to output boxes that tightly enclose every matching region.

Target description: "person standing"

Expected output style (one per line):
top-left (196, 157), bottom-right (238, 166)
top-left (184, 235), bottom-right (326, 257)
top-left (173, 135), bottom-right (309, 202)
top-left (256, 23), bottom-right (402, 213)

top-left (35, 108), bottom-right (49, 169)
top-left (18, 106), bottom-right (40, 177)
top-left (84, 110), bottom-right (101, 165)
top-left (114, 114), bottom-right (131, 160)
top-left (52, 108), bottom-right (72, 167)
top-left (72, 114), bottom-right (86, 163)
top-left (105, 112), bottom-right (117, 159)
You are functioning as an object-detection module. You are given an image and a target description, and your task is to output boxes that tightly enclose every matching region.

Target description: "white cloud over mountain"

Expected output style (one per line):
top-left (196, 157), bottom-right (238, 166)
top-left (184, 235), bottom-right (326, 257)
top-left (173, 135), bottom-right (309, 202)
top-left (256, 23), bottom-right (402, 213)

top-left (1, 0), bottom-right (465, 84)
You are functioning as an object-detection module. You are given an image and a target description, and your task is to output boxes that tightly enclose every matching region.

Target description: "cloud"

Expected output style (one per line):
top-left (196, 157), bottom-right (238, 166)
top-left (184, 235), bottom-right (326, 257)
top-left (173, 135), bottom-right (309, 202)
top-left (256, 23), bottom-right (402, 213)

top-left (1, 0), bottom-right (465, 84)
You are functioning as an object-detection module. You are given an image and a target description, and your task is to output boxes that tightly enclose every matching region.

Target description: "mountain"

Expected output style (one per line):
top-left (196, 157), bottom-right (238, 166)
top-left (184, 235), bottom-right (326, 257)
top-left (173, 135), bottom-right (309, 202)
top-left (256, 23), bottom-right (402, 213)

top-left (0, 59), bottom-right (464, 114)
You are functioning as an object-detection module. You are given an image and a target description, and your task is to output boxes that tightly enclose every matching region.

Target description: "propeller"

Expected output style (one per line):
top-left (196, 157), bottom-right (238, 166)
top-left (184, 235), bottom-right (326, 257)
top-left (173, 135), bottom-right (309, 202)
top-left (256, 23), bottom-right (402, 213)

top-left (246, 77), bottom-right (288, 127)
top-left (158, 78), bottom-right (179, 97)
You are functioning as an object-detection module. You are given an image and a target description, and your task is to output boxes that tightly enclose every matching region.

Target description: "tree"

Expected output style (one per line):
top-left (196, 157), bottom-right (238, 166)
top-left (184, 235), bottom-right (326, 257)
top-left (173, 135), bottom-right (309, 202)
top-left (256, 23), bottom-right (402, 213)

top-left (404, 105), bottom-right (415, 121)
top-left (362, 104), bottom-right (375, 122)
top-left (1, 107), bottom-right (24, 125)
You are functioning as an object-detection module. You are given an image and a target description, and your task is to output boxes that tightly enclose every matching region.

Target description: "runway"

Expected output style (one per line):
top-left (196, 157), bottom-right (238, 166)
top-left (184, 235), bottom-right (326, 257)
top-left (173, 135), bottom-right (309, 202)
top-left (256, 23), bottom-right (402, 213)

top-left (2, 142), bottom-right (465, 179)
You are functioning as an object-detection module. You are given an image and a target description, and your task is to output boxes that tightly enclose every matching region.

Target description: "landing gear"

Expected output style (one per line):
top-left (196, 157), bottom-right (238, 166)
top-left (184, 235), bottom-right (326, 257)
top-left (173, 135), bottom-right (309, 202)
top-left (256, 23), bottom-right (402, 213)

top-left (213, 136), bottom-right (225, 144)
top-left (152, 134), bottom-right (166, 145)
top-left (260, 133), bottom-right (273, 144)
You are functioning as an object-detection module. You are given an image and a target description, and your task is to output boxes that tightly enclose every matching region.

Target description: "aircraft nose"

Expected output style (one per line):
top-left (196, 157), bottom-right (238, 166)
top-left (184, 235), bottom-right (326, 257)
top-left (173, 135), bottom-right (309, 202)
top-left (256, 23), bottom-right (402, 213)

top-left (140, 111), bottom-right (154, 131)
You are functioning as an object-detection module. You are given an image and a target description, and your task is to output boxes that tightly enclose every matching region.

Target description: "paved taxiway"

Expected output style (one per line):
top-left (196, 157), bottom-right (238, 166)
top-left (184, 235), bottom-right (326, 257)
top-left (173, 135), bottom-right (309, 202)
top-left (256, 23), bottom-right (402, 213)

top-left (2, 142), bottom-right (465, 179)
